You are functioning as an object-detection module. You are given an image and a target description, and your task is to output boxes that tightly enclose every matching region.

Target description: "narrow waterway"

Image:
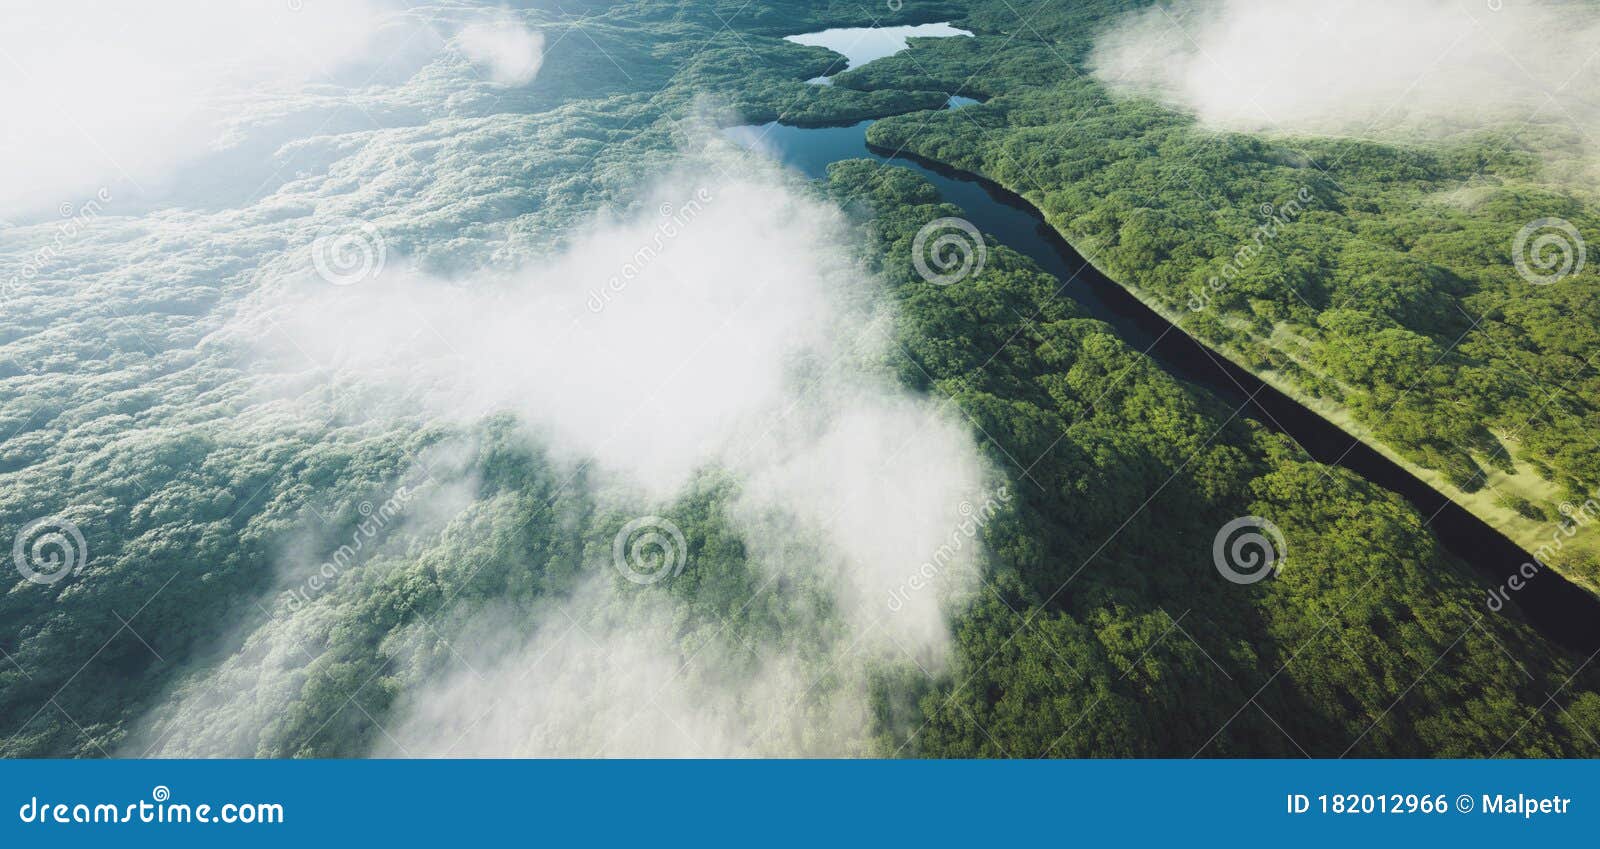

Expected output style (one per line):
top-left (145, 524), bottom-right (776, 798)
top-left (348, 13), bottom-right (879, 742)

top-left (728, 101), bottom-right (1600, 653)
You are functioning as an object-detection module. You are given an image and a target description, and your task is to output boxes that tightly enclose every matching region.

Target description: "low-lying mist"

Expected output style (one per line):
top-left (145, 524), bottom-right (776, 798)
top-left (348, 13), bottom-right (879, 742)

top-left (0, 1), bottom-right (545, 222)
top-left (1090, 0), bottom-right (1600, 145)
top-left (131, 147), bottom-right (1006, 756)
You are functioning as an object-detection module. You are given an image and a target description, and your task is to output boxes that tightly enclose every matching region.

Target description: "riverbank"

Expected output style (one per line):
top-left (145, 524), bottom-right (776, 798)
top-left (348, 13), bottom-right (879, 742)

top-left (1008, 181), bottom-right (1600, 600)
top-left (850, 140), bottom-right (1600, 650)
top-left (851, 123), bottom-right (1600, 599)
top-left (734, 19), bottom-right (1600, 649)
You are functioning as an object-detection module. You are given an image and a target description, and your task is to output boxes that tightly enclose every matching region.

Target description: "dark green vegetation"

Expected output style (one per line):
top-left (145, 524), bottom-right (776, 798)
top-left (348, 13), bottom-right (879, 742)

top-left (1, 0), bottom-right (986, 757)
top-left (3, 0), bottom-right (1598, 757)
top-left (838, 161), bottom-right (1600, 755)
top-left (858, 0), bottom-right (1600, 586)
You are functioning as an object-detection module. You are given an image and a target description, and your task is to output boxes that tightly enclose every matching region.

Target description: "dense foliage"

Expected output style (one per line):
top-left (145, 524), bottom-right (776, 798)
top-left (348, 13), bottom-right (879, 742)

top-left (861, 0), bottom-right (1600, 585)
top-left (835, 161), bottom-right (1600, 756)
top-left (3, 0), bottom-right (1597, 758)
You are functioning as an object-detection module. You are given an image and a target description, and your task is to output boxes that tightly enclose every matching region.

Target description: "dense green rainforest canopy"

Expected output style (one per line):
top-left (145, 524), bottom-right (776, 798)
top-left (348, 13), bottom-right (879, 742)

top-left (2, 0), bottom-right (1598, 757)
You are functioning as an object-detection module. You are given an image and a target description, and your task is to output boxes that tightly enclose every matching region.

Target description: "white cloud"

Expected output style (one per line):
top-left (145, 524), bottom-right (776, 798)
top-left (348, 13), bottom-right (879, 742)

top-left (1090, 0), bottom-right (1600, 141)
top-left (732, 389), bottom-right (999, 670)
top-left (258, 150), bottom-right (1002, 648)
top-left (129, 146), bottom-right (1004, 757)
top-left (0, 0), bottom-right (406, 221)
top-left (378, 581), bottom-right (874, 757)
top-left (457, 18), bottom-right (545, 86)
top-left (0, 2), bottom-right (549, 223)
top-left (257, 166), bottom-right (846, 493)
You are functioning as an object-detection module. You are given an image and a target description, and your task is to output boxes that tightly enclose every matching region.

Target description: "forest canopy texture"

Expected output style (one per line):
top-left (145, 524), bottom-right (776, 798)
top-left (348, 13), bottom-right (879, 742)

top-left (2, 0), bottom-right (1599, 758)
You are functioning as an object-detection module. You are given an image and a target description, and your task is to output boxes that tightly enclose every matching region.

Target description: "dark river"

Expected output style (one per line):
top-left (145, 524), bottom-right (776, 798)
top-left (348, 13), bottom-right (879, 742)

top-left (727, 99), bottom-right (1600, 653)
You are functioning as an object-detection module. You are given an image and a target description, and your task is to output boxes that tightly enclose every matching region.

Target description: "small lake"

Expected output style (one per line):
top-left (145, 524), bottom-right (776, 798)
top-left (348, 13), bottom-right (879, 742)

top-left (787, 22), bottom-right (974, 84)
top-left (725, 97), bottom-right (1600, 653)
